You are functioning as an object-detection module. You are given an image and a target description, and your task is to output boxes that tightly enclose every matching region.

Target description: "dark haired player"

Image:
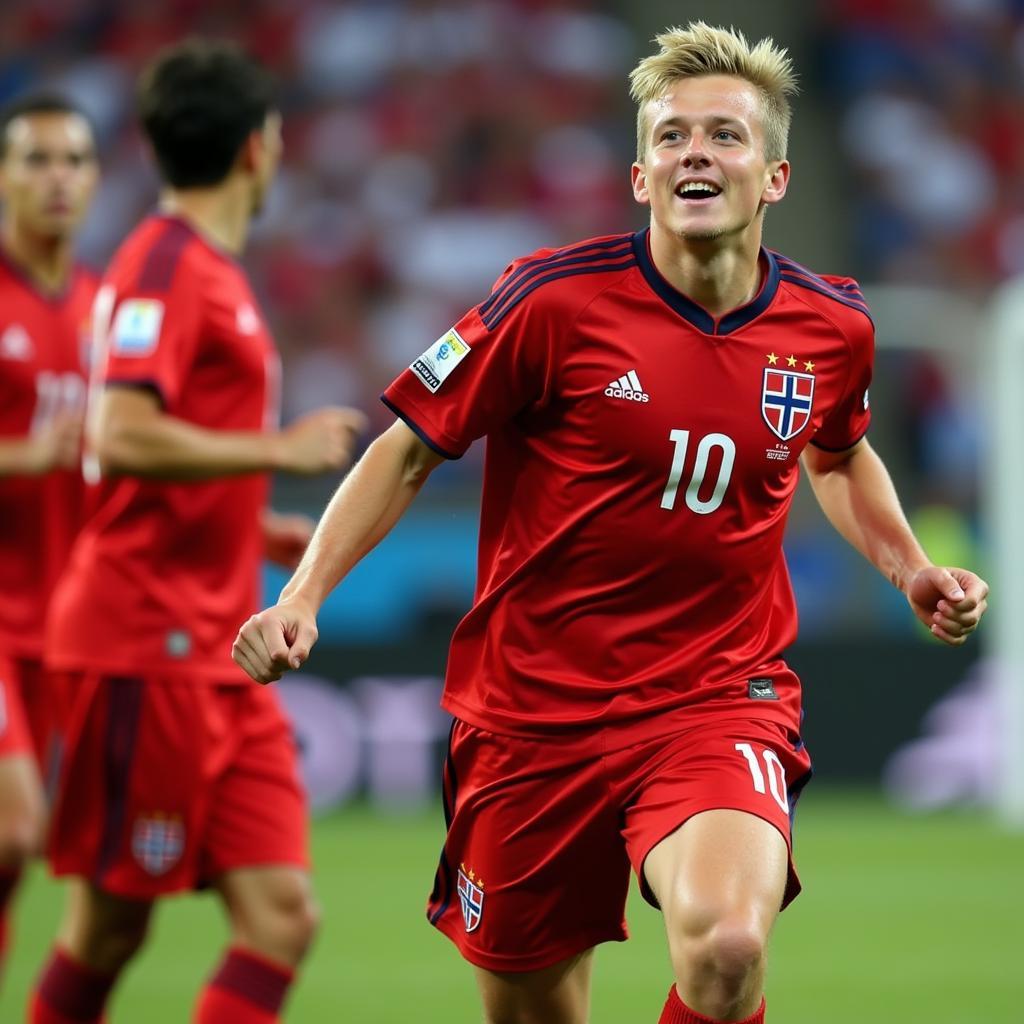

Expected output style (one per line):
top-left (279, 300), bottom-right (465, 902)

top-left (0, 94), bottom-right (98, 983)
top-left (31, 41), bottom-right (364, 1024)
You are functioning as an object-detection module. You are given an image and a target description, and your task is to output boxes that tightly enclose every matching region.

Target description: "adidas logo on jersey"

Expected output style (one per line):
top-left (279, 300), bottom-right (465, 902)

top-left (605, 369), bottom-right (649, 402)
top-left (0, 324), bottom-right (32, 361)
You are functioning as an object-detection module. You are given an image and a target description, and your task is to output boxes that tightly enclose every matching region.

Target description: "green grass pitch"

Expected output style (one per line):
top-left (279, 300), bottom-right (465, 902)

top-left (2, 789), bottom-right (1021, 1022)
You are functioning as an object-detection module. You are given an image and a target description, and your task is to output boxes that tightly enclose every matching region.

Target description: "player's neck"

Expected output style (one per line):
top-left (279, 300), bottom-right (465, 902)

top-left (648, 226), bottom-right (764, 318)
top-left (0, 221), bottom-right (73, 294)
top-left (159, 184), bottom-right (251, 256)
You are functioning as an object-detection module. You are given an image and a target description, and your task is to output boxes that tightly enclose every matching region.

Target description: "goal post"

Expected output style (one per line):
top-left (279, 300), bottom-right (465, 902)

top-left (987, 279), bottom-right (1024, 827)
top-left (861, 283), bottom-right (1020, 826)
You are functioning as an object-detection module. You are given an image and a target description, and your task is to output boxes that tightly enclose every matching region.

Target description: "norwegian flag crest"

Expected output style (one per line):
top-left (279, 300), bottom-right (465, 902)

top-left (131, 814), bottom-right (185, 876)
top-left (761, 368), bottom-right (815, 441)
top-left (457, 867), bottom-right (485, 933)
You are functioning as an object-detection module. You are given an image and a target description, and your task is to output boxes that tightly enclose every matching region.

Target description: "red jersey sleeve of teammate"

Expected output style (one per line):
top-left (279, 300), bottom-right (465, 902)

top-left (809, 276), bottom-right (874, 452)
top-left (382, 256), bottom-right (564, 458)
top-left (96, 225), bottom-right (204, 409)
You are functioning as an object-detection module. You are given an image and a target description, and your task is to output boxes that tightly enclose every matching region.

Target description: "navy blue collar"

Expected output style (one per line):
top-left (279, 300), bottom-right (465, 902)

top-left (631, 228), bottom-right (780, 336)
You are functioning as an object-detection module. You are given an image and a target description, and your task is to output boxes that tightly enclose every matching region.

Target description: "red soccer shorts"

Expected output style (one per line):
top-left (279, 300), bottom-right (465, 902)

top-left (47, 672), bottom-right (309, 899)
top-left (0, 656), bottom-right (64, 777)
top-left (427, 715), bottom-right (813, 972)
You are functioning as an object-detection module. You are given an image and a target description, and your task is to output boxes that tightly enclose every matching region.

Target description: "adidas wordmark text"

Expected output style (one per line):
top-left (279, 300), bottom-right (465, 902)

top-left (605, 369), bottom-right (650, 402)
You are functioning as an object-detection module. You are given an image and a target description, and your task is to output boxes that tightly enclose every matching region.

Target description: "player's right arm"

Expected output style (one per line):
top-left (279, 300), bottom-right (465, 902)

top-left (232, 418), bottom-right (444, 683)
top-left (93, 386), bottom-right (365, 479)
top-left (234, 248), bottom-right (565, 683)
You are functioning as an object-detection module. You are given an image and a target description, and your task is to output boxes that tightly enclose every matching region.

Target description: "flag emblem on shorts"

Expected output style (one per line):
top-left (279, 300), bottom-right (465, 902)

top-left (131, 814), bottom-right (185, 876)
top-left (761, 368), bottom-right (815, 441)
top-left (457, 864), bottom-right (485, 933)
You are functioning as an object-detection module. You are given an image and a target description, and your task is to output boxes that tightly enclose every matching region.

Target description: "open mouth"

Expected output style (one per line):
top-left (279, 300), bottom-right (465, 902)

top-left (675, 181), bottom-right (721, 203)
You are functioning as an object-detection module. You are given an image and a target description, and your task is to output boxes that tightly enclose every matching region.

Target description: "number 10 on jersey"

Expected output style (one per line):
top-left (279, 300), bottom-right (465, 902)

top-left (660, 429), bottom-right (736, 514)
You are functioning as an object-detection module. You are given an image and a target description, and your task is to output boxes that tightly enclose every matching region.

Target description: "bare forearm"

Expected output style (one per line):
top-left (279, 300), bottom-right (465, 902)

top-left (96, 389), bottom-right (363, 480)
top-left (280, 426), bottom-right (439, 610)
top-left (805, 442), bottom-right (930, 592)
top-left (96, 411), bottom-right (282, 479)
top-left (0, 437), bottom-right (42, 476)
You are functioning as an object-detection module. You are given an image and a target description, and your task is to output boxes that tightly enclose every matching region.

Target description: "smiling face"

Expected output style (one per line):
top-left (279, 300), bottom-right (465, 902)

top-left (0, 111), bottom-right (98, 241)
top-left (631, 74), bottom-right (789, 247)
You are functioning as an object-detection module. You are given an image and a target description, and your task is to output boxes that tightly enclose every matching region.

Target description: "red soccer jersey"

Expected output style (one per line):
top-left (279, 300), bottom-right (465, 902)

top-left (0, 253), bottom-right (95, 658)
top-left (383, 230), bottom-right (874, 735)
top-left (46, 215), bottom-right (280, 681)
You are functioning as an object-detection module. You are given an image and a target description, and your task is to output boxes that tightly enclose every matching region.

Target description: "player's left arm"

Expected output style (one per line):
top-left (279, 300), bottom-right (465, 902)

top-left (261, 508), bottom-right (315, 570)
top-left (801, 438), bottom-right (989, 645)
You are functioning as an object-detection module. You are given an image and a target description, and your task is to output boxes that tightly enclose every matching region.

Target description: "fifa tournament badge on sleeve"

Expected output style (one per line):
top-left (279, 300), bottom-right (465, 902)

top-left (411, 328), bottom-right (471, 393)
top-left (112, 298), bottom-right (165, 356)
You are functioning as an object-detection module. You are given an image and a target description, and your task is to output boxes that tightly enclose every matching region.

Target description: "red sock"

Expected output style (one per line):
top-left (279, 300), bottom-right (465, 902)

top-left (659, 984), bottom-right (766, 1024)
top-left (30, 948), bottom-right (115, 1024)
top-left (0, 866), bottom-right (20, 970)
top-left (193, 947), bottom-right (294, 1024)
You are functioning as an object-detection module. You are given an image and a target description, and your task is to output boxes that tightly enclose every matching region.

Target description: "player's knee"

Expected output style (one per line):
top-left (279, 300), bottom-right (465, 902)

top-left (251, 879), bottom-right (320, 963)
top-left (484, 1008), bottom-right (569, 1024)
top-left (482, 995), bottom-right (583, 1024)
top-left (0, 813), bottom-right (42, 865)
top-left (283, 888), bottom-right (320, 958)
top-left (74, 915), bottom-right (151, 974)
top-left (693, 918), bottom-right (765, 986)
top-left (666, 897), bottom-right (765, 986)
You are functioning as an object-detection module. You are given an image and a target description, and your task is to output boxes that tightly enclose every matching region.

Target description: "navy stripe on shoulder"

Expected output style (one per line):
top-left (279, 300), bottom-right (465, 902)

top-left (482, 253), bottom-right (636, 330)
top-left (136, 219), bottom-right (193, 292)
top-left (777, 264), bottom-right (868, 302)
top-left (773, 254), bottom-right (868, 303)
top-left (778, 264), bottom-right (868, 305)
top-left (380, 394), bottom-right (461, 460)
top-left (479, 235), bottom-right (634, 321)
top-left (779, 273), bottom-right (873, 321)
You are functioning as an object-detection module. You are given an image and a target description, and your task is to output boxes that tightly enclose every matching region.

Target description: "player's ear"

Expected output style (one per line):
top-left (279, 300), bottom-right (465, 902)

top-left (237, 129), bottom-right (263, 174)
top-left (631, 161), bottom-right (650, 206)
top-left (762, 159), bottom-right (789, 207)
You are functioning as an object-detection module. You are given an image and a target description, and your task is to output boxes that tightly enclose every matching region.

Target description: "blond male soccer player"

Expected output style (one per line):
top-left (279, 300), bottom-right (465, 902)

top-left (32, 42), bottom-right (365, 1024)
top-left (0, 95), bottom-right (98, 982)
top-left (234, 23), bottom-right (988, 1024)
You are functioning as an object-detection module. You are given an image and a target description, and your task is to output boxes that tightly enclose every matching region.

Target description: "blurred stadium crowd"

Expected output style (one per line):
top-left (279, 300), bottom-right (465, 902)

top-left (822, 0), bottom-right (1024, 288)
top-left (0, 0), bottom-right (637, 454)
top-left (0, 0), bottom-right (1014, 637)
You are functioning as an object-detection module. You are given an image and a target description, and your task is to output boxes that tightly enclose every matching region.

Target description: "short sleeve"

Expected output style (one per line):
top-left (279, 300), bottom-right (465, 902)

top-left (97, 272), bottom-right (204, 411)
top-left (811, 314), bottom-right (874, 452)
top-left (382, 283), bottom-right (560, 458)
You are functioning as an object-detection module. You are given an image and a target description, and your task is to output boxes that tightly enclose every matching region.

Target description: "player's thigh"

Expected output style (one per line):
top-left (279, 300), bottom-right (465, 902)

top-left (201, 684), bottom-right (310, 880)
top-left (624, 718), bottom-right (812, 920)
top-left (18, 659), bottom-right (69, 790)
top-left (213, 865), bottom-right (318, 963)
top-left (0, 754), bottom-right (45, 856)
top-left (0, 660), bottom-right (46, 855)
top-left (428, 721), bottom-right (630, 974)
top-left (644, 809), bottom-right (788, 943)
top-left (48, 673), bottom-right (215, 897)
top-left (58, 876), bottom-right (155, 971)
top-left (474, 949), bottom-right (594, 1024)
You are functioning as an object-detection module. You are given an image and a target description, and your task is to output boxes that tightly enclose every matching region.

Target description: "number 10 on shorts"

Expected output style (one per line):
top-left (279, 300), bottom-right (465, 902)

top-left (735, 742), bottom-right (789, 813)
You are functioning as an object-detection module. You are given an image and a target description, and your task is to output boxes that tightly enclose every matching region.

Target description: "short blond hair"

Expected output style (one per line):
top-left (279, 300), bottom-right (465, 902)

top-left (629, 22), bottom-right (798, 163)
